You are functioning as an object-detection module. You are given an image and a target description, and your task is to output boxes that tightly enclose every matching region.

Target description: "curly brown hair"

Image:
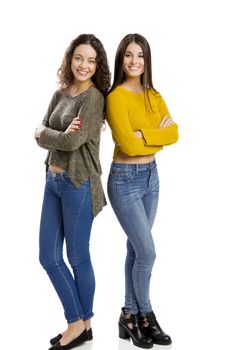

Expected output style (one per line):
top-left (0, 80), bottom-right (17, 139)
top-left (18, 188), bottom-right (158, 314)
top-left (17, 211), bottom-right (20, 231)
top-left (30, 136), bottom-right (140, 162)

top-left (57, 34), bottom-right (111, 96)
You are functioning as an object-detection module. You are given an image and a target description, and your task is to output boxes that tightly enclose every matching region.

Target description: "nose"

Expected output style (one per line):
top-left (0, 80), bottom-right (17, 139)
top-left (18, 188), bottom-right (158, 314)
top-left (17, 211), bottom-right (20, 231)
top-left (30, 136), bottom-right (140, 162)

top-left (131, 55), bottom-right (139, 65)
top-left (79, 59), bottom-right (88, 69)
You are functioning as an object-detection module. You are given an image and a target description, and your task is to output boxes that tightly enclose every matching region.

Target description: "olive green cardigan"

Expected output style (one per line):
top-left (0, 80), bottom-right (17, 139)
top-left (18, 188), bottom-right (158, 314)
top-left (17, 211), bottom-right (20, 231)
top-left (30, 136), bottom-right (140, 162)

top-left (37, 87), bottom-right (106, 216)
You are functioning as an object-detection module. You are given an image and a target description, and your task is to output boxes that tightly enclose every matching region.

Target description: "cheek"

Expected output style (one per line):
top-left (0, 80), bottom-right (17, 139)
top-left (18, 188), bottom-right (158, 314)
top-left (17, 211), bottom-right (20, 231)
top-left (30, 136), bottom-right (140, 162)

top-left (71, 61), bottom-right (77, 73)
top-left (70, 66), bottom-right (75, 77)
top-left (123, 63), bottom-right (128, 73)
top-left (90, 65), bottom-right (97, 76)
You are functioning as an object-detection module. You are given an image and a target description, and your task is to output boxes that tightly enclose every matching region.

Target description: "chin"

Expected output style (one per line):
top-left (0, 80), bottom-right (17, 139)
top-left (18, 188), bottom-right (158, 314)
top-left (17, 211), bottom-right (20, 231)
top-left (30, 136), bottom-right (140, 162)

top-left (127, 73), bottom-right (142, 78)
top-left (77, 76), bottom-right (91, 82)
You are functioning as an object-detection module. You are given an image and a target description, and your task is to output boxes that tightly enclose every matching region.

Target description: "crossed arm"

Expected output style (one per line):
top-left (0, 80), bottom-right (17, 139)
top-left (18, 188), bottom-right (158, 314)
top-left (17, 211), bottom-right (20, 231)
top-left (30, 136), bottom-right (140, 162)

top-left (35, 91), bottom-right (104, 152)
top-left (106, 93), bottom-right (179, 156)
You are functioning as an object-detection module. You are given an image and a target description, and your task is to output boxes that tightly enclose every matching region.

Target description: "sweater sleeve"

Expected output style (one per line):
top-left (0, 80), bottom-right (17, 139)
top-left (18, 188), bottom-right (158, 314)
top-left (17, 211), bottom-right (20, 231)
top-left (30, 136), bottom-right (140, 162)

top-left (36, 90), bottom-right (61, 151)
top-left (106, 92), bottom-right (162, 156)
top-left (38, 90), bottom-right (104, 152)
top-left (42, 90), bottom-right (61, 126)
top-left (139, 93), bottom-right (179, 146)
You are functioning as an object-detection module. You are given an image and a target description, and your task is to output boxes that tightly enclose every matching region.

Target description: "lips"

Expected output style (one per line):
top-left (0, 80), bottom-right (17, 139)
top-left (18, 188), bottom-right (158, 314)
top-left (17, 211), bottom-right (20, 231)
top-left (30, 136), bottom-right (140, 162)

top-left (128, 66), bottom-right (141, 71)
top-left (77, 70), bottom-right (89, 76)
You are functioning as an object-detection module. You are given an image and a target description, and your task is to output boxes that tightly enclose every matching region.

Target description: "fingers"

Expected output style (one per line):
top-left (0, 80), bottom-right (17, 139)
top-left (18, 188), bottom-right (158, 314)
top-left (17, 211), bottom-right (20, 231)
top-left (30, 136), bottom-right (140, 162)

top-left (159, 115), bottom-right (169, 128)
top-left (164, 119), bottom-right (174, 127)
top-left (72, 115), bottom-right (83, 126)
top-left (159, 115), bottom-right (175, 128)
top-left (134, 131), bottom-right (143, 139)
top-left (72, 120), bottom-right (83, 126)
top-left (74, 115), bottom-right (83, 121)
top-left (65, 124), bottom-right (82, 133)
top-left (65, 115), bottom-right (84, 133)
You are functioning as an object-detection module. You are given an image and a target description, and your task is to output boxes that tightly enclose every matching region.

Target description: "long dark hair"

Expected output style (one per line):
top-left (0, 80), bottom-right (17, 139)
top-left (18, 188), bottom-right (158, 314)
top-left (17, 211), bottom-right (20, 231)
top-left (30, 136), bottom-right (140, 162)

top-left (57, 34), bottom-right (111, 96)
top-left (111, 34), bottom-right (156, 92)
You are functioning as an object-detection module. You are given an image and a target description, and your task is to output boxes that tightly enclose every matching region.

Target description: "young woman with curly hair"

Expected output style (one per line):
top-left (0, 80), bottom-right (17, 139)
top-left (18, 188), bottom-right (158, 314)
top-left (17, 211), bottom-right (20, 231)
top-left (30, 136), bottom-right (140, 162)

top-left (35, 34), bottom-right (111, 350)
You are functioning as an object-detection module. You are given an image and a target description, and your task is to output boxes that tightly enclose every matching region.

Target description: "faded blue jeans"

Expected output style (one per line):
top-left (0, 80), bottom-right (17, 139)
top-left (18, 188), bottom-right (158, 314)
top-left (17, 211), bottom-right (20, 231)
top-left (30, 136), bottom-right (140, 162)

top-left (107, 160), bottom-right (159, 314)
top-left (39, 170), bottom-right (95, 323)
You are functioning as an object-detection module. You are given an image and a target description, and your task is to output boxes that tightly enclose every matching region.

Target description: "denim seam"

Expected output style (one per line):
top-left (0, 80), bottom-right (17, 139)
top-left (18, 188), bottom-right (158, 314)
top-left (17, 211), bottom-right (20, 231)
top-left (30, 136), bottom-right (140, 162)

top-left (71, 182), bottom-right (87, 266)
top-left (114, 182), bottom-right (140, 313)
top-left (53, 221), bottom-right (82, 321)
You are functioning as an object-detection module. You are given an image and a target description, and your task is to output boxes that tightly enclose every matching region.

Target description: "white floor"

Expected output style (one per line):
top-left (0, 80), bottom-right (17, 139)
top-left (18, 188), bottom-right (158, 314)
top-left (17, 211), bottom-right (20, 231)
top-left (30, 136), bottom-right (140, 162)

top-left (72, 339), bottom-right (173, 350)
top-left (29, 280), bottom-right (233, 350)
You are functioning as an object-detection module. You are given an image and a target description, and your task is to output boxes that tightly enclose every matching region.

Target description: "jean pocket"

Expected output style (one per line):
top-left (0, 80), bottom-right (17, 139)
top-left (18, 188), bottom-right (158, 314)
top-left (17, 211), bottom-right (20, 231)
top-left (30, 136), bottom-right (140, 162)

top-left (110, 170), bottom-right (135, 185)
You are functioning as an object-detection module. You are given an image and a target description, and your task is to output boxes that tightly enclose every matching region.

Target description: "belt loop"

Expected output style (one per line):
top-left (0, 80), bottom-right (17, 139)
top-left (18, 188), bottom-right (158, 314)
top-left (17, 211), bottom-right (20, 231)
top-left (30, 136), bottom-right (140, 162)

top-left (150, 160), bottom-right (155, 170)
top-left (135, 164), bottom-right (138, 173)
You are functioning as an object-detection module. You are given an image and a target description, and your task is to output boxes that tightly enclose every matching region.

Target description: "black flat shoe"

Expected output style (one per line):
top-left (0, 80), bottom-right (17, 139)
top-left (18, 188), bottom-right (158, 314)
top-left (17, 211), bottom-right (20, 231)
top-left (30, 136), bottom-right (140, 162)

top-left (140, 311), bottom-right (172, 345)
top-left (50, 328), bottom-right (93, 345)
top-left (119, 308), bottom-right (153, 349)
top-left (48, 329), bottom-right (89, 350)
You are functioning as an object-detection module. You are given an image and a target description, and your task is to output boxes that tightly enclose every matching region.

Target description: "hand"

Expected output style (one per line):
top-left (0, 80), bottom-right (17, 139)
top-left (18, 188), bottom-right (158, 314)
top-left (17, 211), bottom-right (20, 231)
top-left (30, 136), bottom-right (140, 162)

top-left (159, 115), bottom-right (175, 128)
top-left (134, 130), bottom-right (143, 139)
top-left (34, 124), bottom-right (46, 139)
top-left (65, 115), bottom-right (83, 133)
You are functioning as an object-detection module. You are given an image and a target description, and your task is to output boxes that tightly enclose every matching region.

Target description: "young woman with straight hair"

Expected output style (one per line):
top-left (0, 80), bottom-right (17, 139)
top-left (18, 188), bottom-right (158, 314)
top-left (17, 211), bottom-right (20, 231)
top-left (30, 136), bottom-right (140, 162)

top-left (106, 33), bottom-right (179, 348)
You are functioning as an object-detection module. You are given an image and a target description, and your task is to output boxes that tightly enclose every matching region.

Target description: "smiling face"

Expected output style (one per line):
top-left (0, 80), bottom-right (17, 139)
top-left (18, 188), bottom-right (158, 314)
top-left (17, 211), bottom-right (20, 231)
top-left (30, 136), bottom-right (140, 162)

top-left (71, 44), bottom-right (97, 83)
top-left (123, 42), bottom-right (144, 79)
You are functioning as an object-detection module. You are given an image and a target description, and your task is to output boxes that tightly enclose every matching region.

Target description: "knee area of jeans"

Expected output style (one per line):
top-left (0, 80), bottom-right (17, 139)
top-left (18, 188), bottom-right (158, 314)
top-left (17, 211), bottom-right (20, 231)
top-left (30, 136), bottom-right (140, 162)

top-left (39, 253), bottom-right (64, 271)
top-left (126, 251), bottom-right (136, 260)
top-left (136, 252), bottom-right (156, 266)
top-left (67, 256), bottom-right (91, 269)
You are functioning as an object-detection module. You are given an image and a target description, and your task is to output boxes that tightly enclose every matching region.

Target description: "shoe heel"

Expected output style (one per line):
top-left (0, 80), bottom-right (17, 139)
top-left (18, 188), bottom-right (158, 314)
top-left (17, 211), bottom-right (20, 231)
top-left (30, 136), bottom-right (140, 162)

top-left (119, 323), bottom-right (130, 339)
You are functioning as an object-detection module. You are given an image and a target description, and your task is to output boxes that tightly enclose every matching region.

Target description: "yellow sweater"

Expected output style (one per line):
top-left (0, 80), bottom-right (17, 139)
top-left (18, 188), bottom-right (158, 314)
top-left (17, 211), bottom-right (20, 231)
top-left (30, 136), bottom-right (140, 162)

top-left (106, 86), bottom-right (179, 159)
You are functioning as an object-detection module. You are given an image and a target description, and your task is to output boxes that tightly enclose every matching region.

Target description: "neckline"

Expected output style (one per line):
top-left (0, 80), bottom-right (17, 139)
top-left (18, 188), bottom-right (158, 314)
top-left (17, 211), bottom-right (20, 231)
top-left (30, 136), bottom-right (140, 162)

top-left (117, 85), bottom-right (144, 95)
top-left (68, 85), bottom-right (95, 98)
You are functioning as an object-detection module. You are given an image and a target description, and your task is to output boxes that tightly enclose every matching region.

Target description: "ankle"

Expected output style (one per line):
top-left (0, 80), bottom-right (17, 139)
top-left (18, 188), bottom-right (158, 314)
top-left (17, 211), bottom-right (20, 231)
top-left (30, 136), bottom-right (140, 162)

top-left (120, 308), bottom-right (136, 330)
top-left (84, 319), bottom-right (91, 331)
top-left (67, 320), bottom-right (85, 334)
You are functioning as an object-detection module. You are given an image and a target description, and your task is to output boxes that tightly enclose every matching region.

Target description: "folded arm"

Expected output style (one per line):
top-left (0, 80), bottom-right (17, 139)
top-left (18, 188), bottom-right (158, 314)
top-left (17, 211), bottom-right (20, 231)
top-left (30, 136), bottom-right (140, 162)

top-left (106, 93), bottom-right (162, 156)
top-left (37, 91), bottom-right (104, 152)
top-left (140, 123), bottom-right (179, 146)
top-left (140, 93), bottom-right (179, 146)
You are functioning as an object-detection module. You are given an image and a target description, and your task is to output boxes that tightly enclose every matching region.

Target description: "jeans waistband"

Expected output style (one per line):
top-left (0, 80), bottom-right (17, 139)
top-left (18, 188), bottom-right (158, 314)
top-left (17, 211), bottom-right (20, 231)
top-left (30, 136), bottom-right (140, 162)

top-left (111, 160), bottom-right (156, 172)
top-left (48, 169), bottom-right (68, 178)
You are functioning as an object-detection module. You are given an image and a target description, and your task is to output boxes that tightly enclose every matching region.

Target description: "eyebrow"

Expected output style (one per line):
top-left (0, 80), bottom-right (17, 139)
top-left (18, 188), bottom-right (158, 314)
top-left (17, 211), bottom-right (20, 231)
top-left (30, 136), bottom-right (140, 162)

top-left (74, 54), bottom-right (96, 59)
top-left (125, 50), bottom-right (144, 54)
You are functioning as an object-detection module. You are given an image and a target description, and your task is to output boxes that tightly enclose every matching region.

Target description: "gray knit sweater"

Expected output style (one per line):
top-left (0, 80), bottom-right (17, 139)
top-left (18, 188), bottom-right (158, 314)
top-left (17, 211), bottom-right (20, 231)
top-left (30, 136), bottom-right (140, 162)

top-left (37, 87), bottom-right (106, 216)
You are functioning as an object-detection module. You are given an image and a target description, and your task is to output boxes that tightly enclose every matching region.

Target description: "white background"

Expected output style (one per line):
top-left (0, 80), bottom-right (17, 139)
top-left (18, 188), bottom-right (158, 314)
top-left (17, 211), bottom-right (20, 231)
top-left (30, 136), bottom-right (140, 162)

top-left (0, 1), bottom-right (233, 349)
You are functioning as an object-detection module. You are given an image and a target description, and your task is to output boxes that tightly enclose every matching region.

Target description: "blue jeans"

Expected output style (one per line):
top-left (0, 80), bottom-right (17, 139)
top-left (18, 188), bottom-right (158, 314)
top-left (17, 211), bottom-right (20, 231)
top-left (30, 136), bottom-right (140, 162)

top-left (107, 160), bottom-right (159, 314)
top-left (39, 170), bottom-right (95, 323)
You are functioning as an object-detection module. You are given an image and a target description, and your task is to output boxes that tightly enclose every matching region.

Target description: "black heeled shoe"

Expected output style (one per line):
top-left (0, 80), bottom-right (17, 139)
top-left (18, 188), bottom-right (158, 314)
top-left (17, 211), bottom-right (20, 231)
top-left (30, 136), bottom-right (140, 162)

top-left (140, 311), bottom-right (172, 345)
top-left (48, 329), bottom-right (89, 350)
top-left (50, 328), bottom-right (93, 345)
top-left (119, 308), bottom-right (153, 349)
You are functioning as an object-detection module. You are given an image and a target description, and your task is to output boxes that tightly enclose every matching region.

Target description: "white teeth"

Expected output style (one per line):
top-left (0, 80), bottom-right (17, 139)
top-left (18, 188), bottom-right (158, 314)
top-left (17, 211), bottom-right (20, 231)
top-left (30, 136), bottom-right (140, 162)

top-left (78, 70), bottom-right (88, 75)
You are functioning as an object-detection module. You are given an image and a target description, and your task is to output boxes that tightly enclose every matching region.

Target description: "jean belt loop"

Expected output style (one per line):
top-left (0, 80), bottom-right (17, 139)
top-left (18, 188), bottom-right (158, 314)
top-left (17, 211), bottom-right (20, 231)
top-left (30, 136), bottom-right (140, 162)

top-left (135, 164), bottom-right (138, 173)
